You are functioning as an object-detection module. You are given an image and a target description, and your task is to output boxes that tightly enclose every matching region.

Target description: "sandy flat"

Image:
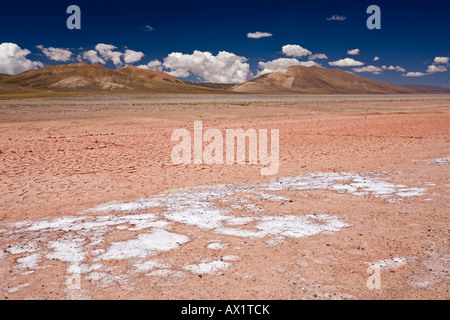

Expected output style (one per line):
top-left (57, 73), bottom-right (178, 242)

top-left (0, 95), bottom-right (449, 300)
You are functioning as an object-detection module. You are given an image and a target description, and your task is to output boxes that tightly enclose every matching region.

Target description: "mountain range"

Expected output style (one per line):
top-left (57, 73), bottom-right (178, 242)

top-left (0, 63), bottom-right (218, 94)
top-left (1, 63), bottom-right (449, 96)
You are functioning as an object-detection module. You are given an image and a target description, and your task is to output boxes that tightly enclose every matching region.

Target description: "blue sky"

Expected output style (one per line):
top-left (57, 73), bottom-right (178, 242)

top-left (1, 0), bottom-right (449, 86)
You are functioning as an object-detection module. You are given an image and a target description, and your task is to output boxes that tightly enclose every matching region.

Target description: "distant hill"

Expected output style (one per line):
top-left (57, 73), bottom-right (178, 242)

top-left (231, 66), bottom-right (418, 94)
top-left (0, 63), bottom-right (220, 94)
top-left (400, 84), bottom-right (450, 94)
top-left (184, 81), bottom-right (237, 90)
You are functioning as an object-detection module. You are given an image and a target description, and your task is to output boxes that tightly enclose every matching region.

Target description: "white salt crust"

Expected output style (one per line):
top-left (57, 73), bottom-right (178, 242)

top-left (429, 156), bottom-right (450, 165)
top-left (367, 257), bottom-right (407, 269)
top-left (0, 171), bottom-right (427, 296)
top-left (183, 259), bottom-right (231, 275)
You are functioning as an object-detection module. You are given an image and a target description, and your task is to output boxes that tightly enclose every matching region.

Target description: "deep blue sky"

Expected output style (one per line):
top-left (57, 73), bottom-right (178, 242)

top-left (1, 0), bottom-right (449, 86)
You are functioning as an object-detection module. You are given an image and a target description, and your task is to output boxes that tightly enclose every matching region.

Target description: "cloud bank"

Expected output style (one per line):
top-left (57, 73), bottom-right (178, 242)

top-left (95, 44), bottom-right (124, 67)
top-left (77, 44), bottom-right (144, 67)
top-left (382, 65), bottom-right (406, 72)
top-left (138, 60), bottom-right (164, 71)
top-left (37, 45), bottom-right (72, 62)
top-left (162, 50), bottom-right (252, 83)
top-left (352, 65), bottom-right (382, 74)
top-left (308, 53), bottom-right (328, 60)
top-left (404, 56), bottom-right (449, 77)
top-left (403, 72), bottom-right (426, 77)
top-left (426, 56), bottom-right (449, 73)
top-left (79, 50), bottom-right (106, 64)
top-left (426, 64), bottom-right (447, 73)
top-left (0, 42), bottom-right (43, 75)
top-left (258, 58), bottom-right (319, 75)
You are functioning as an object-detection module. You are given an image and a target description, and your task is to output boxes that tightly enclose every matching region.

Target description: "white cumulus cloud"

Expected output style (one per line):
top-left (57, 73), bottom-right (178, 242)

top-left (329, 58), bottom-right (364, 67)
top-left (247, 32), bottom-right (272, 39)
top-left (308, 53), bottom-right (328, 60)
top-left (347, 49), bottom-right (360, 55)
top-left (36, 45), bottom-right (72, 62)
top-left (95, 43), bottom-right (123, 67)
top-left (163, 50), bottom-right (252, 83)
top-left (399, 56), bottom-right (448, 77)
top-left (425, 56), bottom-right (449, 74)
top-left (77, 44), bottom-right (145, 68)
top-left (433, 56), bottom-right (449, 65)
top-left (79, 50), bottom-right (106, 64)
top-left (403, 72), bottom-right (426, 77)
top-left (258, 58), bottom-right (319, 75)
top-left (297, 60), bottom-right (320, 67)
top-left (137, 60), bottom-right (164, 71)
top-left (123, 49), bottom-right (144, 64)
top-left (352, 65), bottom-right (382, 74)
top-left (373, 56), bottom-right (380, 61)
top-left (426, 64), bottom-right (447, 73)
top-left (0, 42), bottom-right (43, 75)
top-left (351, 64), bottom-right (406, 74)
top-left (382, 65), bottom-right (406, 72)
top-left (282, 44), bottom-right (312, 58)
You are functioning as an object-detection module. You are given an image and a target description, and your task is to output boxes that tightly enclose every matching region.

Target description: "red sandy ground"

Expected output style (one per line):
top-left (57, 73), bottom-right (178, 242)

top-left (0, 96), bottom-right (449, 299)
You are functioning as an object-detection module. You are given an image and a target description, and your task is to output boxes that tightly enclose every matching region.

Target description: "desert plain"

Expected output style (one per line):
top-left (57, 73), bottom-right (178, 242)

top-left (0, 94), bottom-right (449, 300)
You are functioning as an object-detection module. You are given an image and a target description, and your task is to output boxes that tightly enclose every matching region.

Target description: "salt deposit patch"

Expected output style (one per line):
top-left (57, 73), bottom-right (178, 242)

top-left (222, 255), bottom-right (240, 261)
top-left (367, 257), bottom-right (407, 269)
top-left (5, 241), bottom-right (40, 255)
top-left (97, 229), bottom-right (190, 260)
top-left (46, 238), bottom-right (86, 264)
top-left (0, 171), bottom-right (427, 296)
top-left (86, 172), bottom-right (426, 218)
top-left (184, 259), bottom-right (231, 275)
top-left (259, 172), bottom-right (426, 200)
top-left (85, 271), bottom-right (132, 290)
top-left (132, 260), bottom-right (168, 273)
top-left (257, 215), bottom-right (348, 238)
top-left (16, 253), bottom-right (42, 270)
top-left (215, 214), bottom-right (348, 239)
top-left (1, 211), bottom-right (181, 296)
top-left (429, 156), bottom-right (450, 165)
top-left (6, 283), bottom-right (30, 294)
top-left (80, 171), bottom-right (424, 241)
top-left (146, 269), bottom-right (171, 277)
top-left (207, 242), bottom-right (228, 250)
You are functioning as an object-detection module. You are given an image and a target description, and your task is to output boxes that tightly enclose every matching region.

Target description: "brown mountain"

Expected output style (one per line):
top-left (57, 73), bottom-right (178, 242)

top-left (0, 74), bottom-right (12, 81)
top-left (0, 81), bottom-right (40, 94)
top-left (0, 63), bottom-right (219, 93)
top-left (0, 73), bottom-right (42, 94)
top-left (400, 84), bottom-right (450, 94)
top-left (118, 65), bottom-right (185, 87)
top-left (231, 66), bottom-right (418, 94)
